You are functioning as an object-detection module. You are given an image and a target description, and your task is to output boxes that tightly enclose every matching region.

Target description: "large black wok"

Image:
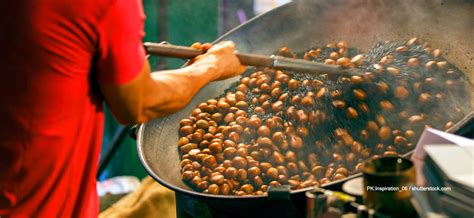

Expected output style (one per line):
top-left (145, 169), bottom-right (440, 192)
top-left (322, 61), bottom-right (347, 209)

top-left (136, 0), bottom-right (473, 215)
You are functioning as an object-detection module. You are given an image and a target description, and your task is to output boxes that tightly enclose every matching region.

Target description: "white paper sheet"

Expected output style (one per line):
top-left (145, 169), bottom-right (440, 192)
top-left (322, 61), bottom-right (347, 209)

top-left (411, 128), bottom-right (474, 185)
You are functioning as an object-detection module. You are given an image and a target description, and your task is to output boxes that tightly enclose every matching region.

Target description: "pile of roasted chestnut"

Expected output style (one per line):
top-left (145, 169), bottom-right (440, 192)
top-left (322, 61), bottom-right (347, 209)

top-left (176, 38), bottom-right (470, 196)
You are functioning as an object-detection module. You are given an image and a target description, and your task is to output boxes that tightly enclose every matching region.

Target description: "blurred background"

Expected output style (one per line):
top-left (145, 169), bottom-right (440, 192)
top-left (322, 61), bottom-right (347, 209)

top-left (99, 0), bottom-right (291, 182)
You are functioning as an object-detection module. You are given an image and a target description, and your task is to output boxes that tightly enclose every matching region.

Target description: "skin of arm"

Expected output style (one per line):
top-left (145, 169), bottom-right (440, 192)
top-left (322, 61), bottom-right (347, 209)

top-left (99, 41), bottom-right (245, 124)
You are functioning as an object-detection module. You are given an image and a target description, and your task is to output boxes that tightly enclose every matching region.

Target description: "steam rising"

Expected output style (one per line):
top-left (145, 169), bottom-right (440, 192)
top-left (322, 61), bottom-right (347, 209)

top-left (225, 0), bottom-right (473, 103)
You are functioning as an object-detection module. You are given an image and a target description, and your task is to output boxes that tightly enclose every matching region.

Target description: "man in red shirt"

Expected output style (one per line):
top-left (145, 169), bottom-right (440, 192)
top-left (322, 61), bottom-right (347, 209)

top-left (0, 0), bottom-right (244, 217)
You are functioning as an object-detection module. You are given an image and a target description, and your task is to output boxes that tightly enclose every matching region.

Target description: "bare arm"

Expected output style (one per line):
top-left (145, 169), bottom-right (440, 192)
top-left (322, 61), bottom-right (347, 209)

top-left (99, 41), bottom-right (245, 124)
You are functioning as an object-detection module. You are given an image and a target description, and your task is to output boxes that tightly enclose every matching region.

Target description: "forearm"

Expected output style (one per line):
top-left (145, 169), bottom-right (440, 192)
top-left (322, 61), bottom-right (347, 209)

top-left (138, 63), bottom-right (218, 122)
top-left (101, 41), bottom-right (244, 124)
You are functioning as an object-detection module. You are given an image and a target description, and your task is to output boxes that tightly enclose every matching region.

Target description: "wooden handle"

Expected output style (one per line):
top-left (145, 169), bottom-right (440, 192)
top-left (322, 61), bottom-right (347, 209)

top-left (143, 42), bottom-right (353, 76)
top-left (235, 53), bottom-right (273, 68)
top-left (143, 42), bottom-right (274, 68)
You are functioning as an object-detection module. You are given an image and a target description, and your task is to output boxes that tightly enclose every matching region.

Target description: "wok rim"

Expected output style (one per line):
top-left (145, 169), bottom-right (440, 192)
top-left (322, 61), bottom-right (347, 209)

top-left (137, 121), bottom-right (370, 200)
top-left (137, 120), bottom-right (416, 200)
top-left (137, 112), bottom-right (473, 200)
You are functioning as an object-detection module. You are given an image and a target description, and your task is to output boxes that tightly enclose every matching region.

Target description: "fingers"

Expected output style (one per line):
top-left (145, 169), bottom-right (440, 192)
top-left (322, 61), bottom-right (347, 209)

top-left (207, 41), bottom-right (236, 54)
top-left (188, 42), bottom-right (212, 65)
top-left (192, 41), bottom-right (236, 55)
top-left (201, 43), bottom-right (212, 51)
top-left (238, 65), bottom-right (247, 74)
top-left (188, 41), bottom-right (246, 80)
top-left (190, 42), bottom-right (202, 49)
top-left (191, 42), bottom-right (212, 51)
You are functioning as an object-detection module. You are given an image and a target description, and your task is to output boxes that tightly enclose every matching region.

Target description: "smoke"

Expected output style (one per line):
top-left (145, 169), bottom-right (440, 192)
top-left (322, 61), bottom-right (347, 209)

top-left (299, 0), bottom-right (473, 113)
top-left (292, 0), bottom-right (473, 81)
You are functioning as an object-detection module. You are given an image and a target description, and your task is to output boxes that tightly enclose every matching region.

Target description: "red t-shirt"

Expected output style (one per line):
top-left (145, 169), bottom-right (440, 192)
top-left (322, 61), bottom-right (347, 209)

top-left (0, 0), bottom-right (146, 216)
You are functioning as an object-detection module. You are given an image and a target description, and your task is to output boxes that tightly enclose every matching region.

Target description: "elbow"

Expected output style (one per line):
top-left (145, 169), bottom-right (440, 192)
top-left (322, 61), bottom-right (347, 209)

top-left (112, 95), bottom-right (191, 125)
top-left (110, 107), bottom-right (150, 125)
top-left (115, 116), bottom-right (140, 125)
top-left (116, 107), bottom-right (161, 125)
top-left (114, 113), bottom-right (142, 125)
